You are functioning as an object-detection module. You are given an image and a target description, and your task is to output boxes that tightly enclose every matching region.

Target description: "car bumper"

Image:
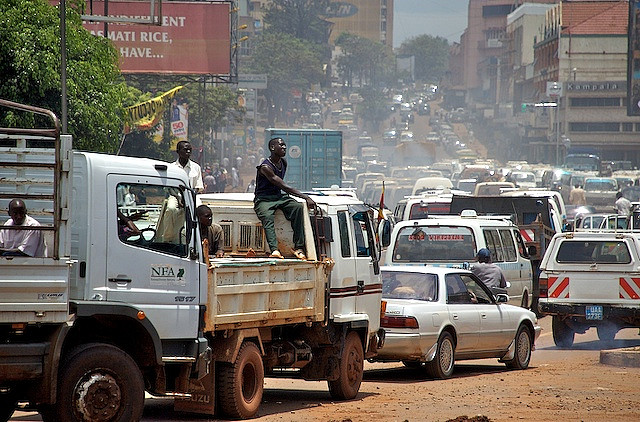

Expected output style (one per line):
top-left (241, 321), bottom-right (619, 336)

top-left (373, 331), bottom-right (436, 361)
top-left (540, 302), bottom-right (640, 324)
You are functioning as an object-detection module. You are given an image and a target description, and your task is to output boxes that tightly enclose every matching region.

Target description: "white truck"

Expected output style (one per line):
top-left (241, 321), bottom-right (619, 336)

top-left (0, 100), bottom-right (384, 421)
top-left (539, 230), bottom-right (640, 347)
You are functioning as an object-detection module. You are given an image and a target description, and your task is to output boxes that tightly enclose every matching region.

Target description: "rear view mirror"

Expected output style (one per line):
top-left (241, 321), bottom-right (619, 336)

top-left (527, 245), bottom-right (537, 257)
top-left (381, 219), bottom-right (392, 247)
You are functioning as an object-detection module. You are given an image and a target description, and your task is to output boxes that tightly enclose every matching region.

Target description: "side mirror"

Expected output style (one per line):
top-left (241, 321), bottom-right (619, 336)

top-left (495, 293), bottom-right (509, 303)
top-left (527, 245), bottom-right (537, 257)
top-left (381, 219), bottom-right (392, 247)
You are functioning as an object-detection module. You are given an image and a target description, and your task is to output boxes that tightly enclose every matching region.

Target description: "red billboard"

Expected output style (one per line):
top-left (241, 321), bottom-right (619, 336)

top-left (83, 1), bottom-right (231, 75)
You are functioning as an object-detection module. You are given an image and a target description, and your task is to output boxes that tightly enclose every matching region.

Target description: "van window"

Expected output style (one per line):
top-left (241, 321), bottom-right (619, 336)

top-left (394, 203), bottom-right (406, 221)
top-left (393, 225), bottom-right (476, 262)
top-left (499, 229), bottom-right (517, 261)
top-left (556, 240), bottom-right (631, 264)
top-left (337, 211), bottom-right (351, 258)
top-left (483, 229), bottom-right (504, 262)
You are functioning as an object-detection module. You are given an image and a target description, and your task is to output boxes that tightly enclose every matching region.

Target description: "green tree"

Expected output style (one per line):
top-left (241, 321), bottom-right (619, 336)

top-left (263, 0), bottom-right (332, 45)
top-left (0, 0), bottom-right (136, 152)
top-left (247, 32), bottom-right (324, 126)
top-left (397, 34), bottom-right (450, 83)
top-left (334, 32), bottom-right (394, 89)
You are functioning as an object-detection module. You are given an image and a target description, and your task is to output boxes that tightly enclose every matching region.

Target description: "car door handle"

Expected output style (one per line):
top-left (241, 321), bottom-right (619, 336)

top-left (452, 314), bottom-right (459, 320)
top-left (108, 277), bottom-right (132, 283)
top-left (481, 313), bottom-right (487, 319)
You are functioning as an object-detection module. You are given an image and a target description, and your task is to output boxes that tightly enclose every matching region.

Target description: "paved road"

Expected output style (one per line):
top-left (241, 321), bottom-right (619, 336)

top-left (11, 314), bottom-right (640, 421)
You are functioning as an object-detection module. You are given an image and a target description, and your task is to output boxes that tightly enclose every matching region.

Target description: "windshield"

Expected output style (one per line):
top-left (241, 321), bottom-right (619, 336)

top-left (393, 225), bottom-right (476, 262)
top-left (382, 271), bottom-right (438, 301)
top-left (584, 179), bottom-right (617, 192)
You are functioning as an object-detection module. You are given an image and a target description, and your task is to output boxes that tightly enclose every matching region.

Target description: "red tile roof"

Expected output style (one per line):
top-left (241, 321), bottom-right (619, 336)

top-left (561, 0), bottom-right (628, 35)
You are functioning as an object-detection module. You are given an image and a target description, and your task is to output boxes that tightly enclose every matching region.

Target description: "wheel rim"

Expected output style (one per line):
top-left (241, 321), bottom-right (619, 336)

top-left (346, 344), bottom-right (363, 385)
top-left (241, 362), bottom-right (258, 402)
top-left (439, 338), bottom-right (454, 374)
top-left (74, 372), bottom-right (122, 421)
top-left (516, 331), bottom-right (531, 365)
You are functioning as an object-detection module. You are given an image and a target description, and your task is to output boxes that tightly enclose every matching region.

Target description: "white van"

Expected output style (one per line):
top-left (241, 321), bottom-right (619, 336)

top-left (385, 211), bottom-right (533, 308)
top-left (412, 177), bottom-right (453, 195)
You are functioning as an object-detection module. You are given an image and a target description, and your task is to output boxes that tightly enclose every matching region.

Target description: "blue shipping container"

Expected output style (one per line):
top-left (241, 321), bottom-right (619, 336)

top-left (264, 129), bottom-right (342, 191)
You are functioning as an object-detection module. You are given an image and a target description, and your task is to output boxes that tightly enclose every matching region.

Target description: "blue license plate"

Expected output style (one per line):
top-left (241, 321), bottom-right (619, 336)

top-left (585, 305), bottom-right (603, 320)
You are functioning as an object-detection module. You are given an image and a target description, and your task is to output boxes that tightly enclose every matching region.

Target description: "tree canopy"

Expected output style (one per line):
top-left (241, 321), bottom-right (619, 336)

top-left (397, 34), bottom-right (450, 83)
top-left (0, 0), bottom-right (135, 152)
top-left (263, 0), bottom-right (332, 45)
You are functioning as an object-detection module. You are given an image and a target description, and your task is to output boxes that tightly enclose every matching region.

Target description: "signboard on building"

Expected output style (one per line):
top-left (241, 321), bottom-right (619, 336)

top-left (628, 0), bottom-right (640, 115)
top-left (83, 1), bottom-right (231, 75)
top-left (546, 81), bottom-right (563, 97)
top-left (238, 74), bottom-right (267, 89)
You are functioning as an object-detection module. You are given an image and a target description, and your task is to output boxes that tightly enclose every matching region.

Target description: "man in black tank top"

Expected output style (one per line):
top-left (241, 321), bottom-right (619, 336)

top-left (254, 137), bottom-right (316, 259)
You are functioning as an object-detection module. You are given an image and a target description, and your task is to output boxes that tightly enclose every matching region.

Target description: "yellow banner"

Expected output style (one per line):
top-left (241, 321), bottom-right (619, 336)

top-left (124, 86), bottom-right (183, 134)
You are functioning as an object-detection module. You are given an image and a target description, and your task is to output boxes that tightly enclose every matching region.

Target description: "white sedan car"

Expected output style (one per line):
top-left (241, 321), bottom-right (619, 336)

top-left (372, 266), bottom-right (541, 379)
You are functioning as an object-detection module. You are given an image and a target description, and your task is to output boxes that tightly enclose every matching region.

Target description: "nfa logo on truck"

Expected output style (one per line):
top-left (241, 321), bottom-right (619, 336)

top-left (150, 265), bottom-right (186, 286)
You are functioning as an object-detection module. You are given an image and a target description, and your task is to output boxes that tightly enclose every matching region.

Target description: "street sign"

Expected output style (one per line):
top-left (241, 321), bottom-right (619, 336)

top-left (546, 81), bottom-right (563, 97)
top-left (238, 74), bottom-right (267, 89)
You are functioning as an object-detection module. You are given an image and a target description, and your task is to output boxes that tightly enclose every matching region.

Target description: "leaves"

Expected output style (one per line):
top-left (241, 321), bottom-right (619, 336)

top-left (398, 34), bottom-right (450, 83)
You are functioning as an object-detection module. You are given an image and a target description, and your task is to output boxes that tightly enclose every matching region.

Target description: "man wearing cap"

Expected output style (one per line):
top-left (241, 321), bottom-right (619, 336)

top-left (471, 248), bottom-right (507, 289)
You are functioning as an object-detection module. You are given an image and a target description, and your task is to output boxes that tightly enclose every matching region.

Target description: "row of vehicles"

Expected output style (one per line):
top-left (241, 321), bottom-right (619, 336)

top-left (0, 100), bottom-right (540, 421)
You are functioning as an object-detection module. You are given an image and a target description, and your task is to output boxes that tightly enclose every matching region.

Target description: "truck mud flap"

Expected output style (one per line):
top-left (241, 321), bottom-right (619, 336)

top-left (0, 342), bottom-right (49, 381)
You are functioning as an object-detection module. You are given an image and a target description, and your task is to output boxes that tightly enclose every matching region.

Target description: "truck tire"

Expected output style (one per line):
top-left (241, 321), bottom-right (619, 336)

top-left (504, 325), bottom-right (532, 370)
top-left (328, 331), bottom-right (364, 400)
top-left (54, 343), bottom-right (144, 422)
top-left (425, 331), bottom-right (455, 379)
top-left (0, 392), bottom-right (16, 422)
top-left (597, 323), bottom-right (618, 344)
top-left (217, 341), bottom-right (264, 419)
top-left (552, 316), bottom-right (575, 348)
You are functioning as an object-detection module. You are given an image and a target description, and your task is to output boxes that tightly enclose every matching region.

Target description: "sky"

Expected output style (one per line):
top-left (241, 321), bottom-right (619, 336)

top-left (394, 0), bottom-right (469, 47)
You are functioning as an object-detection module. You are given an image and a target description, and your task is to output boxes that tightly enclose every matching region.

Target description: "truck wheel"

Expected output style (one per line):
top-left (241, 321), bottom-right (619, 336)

top-left (597, 323), bottom-right (618, 344)
top-left (425, 332), bottom-right (455, 379)
top-left (552, 316), bottom-right (575, 348)
top-left (328, 331), bottom-right (364, 400)
top-left (0, 392), bottom-right (16, 422)
top-left (55, 343), bottom-right (144, 422)
top-left (505, 325), bottom-right (532, 370)
top-left (217, 342), bottom-right (264, 419)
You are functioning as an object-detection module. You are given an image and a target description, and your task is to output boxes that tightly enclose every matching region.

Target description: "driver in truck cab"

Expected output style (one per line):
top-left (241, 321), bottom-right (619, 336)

top-left (0, 199), bottom-right (46, 257)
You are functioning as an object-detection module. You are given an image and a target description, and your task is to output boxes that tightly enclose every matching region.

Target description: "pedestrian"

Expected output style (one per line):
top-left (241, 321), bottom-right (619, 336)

top-left (172, 141), bottom-right (204, 193)
top-left (615, 191), bottom-right (631, 215)
top-left (253, 137), bottom-right (315, 260)
top-left (0, 199), bottom-right (46, 257)
top-left (471, 248), bottom-right (508, 289)
top-left (569, 184), bottom-right (586, 206)
top-left (203, 167), bottom-right (216, 194)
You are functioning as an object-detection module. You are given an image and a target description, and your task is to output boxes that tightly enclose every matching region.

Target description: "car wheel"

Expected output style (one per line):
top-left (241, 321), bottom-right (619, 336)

top-left (328, 332), bottom-right (364, 400)
top-left (217, 341), bottom-right (264, 419)
top-left (597, 323), bottom-right (618, 344)
top-left (552, 316), bottom-right (575, 348)
top-left (505, 325), bottom-right (532, 370)
top-left (425, 332), bottom-right (455, 379)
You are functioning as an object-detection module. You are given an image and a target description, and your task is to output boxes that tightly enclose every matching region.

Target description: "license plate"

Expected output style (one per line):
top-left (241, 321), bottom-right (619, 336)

top-left (585, 305), bottom-right (603, 320)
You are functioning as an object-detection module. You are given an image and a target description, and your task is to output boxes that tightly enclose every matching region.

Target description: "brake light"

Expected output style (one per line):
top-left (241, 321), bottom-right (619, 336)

top-left (380, 300), bottom-right (387, 321)
top-left (539, 277), bottom-right (548, 298)
top-left (381, 315), bottom-right (419, 328)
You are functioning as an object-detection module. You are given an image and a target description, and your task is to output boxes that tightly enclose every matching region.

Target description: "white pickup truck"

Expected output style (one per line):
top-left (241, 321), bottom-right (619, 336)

top-left (0, 100), bottom-right (384, 421)
top-left (539, 230), bottom-right (640, 347)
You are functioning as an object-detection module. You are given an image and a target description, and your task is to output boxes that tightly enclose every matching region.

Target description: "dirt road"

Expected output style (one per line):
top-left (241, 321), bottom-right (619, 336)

top-left (13, 315), bottom-right (639, 422)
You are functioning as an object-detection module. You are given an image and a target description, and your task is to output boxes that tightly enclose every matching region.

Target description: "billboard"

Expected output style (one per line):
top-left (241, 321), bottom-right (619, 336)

top-left (83, 1), bottom-right (231, 75)
top-left (628, 0), bottom-right (640, 115)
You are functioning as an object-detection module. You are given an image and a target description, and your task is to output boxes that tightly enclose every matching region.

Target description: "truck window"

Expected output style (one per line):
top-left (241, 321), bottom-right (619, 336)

top-left (392, 225), bottom-right (475, 262)
top-left (483, 229), bottom-right (504, 262)
top-left (337, 211), bottom-right (351, 257)
top-left (117, 183), bottom-right (188, 257)
top-left (499, 229), bottom-right (517, 262)
top-left (556, 240), bottom-right (631, 264)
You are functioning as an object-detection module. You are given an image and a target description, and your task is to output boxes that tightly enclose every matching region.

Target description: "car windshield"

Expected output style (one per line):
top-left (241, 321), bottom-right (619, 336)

top-left (382, 271), bottom-right (438, 301)
top-left (584, 179), bottom-right (617, 191)
top-left (393, 225), bottom-right (476, 262)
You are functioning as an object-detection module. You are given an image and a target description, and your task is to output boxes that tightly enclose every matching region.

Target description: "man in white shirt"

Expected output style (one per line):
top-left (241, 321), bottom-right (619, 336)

top-left (0, 199), bottom-right (46, 257)
top-left (615, 191), bottom-right (632, 215)
top-left (173, 141), bottom-right (204, 192)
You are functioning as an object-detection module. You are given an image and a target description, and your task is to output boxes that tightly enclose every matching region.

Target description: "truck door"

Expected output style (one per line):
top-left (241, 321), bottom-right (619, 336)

top-left (350, 207), bottom-right (381, 329)
top-left (106, 176), bottom-right (202, 339)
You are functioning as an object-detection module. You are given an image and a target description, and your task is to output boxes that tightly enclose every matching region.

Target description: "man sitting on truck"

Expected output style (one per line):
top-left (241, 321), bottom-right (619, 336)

top-left (0, 199), bottom-right (46, 257)
top-left (254, 137), bottom-right (316, 259)
top-left (471, 248), bottom-right (508, 289)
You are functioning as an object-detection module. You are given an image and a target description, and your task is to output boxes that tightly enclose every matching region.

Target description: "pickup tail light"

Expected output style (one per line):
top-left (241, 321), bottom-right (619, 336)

top-left (381, 315), bottom-right (419, 329)
top-left (539, 277), bottom-right (548, 298)
top-left (380, 300), bottom-right (387, 321)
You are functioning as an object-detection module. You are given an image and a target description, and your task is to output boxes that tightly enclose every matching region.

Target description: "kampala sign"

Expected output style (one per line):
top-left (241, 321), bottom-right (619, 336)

top-left (83, 1), bottom-right (231, 75)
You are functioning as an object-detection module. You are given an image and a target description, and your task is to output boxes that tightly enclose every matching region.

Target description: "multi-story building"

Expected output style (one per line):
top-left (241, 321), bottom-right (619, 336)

top-left (325, 0), bottom-right (393, 48)
top-left (531, 0), bottom-right (635, 164)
